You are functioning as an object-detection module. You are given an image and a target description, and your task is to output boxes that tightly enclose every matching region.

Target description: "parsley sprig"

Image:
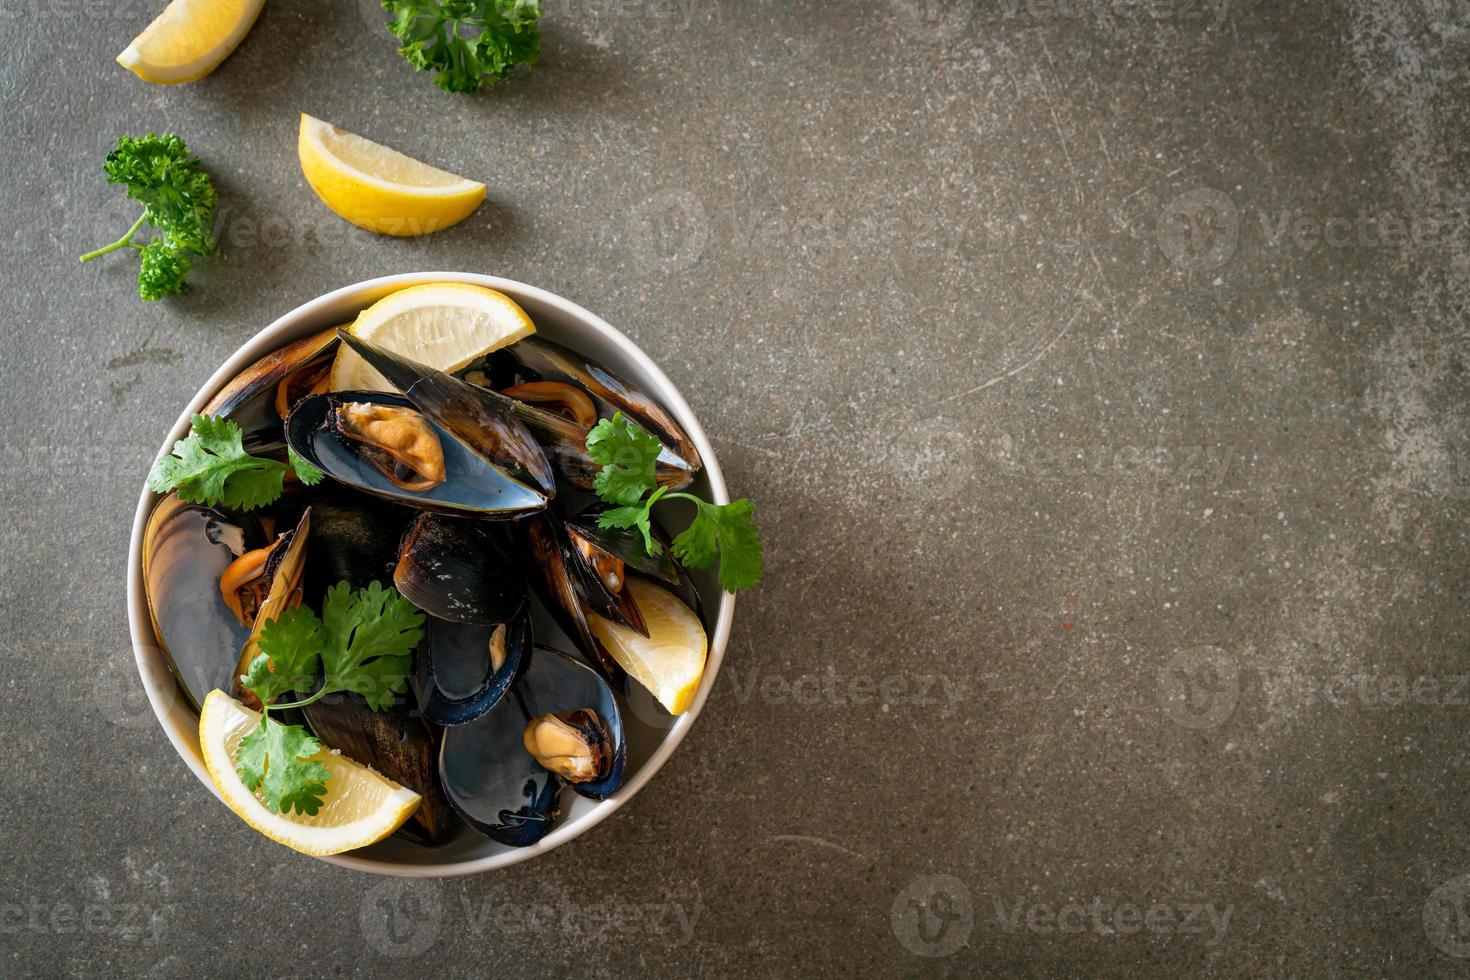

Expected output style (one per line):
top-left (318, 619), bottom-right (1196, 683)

top-left (79, 134), bottom-right (218, 300)
top-left (236, 582), bottom-right (427, 816)
top-left (382, 0), bottom-right (542, 93)
top-left (147, 414), bottom-right (324, 510)
top-left (587, 414), bottom-right (765, 592)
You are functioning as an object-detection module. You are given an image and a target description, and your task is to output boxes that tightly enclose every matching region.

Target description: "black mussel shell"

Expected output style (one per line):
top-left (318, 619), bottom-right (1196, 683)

top-left (142, 493), bottom-right (261, 709)
top-left (230, 508), bottom-right (312, 710)
top-left (203, 327), bottom-right (339, 456)
top-left (287, 391), bottom-right (549, 518)
top-left (303, 692), bottom-right (452, 846)
top-left (414, 608), bottom-right (530, 726)
top-left (303, 490), bottom-right (411, 600)
top-left (492, 390), bottom-right (697, 494)
top-left (508, 335), bottom-right (703, 471)
top-left (395, 513), bottom-right (526, 625)
top-left (335, 331), bottom-right (556, 497)
top-left (523, 512), bottom-right (623, 683)
top-left (440, 647), bottom-right (627, 847)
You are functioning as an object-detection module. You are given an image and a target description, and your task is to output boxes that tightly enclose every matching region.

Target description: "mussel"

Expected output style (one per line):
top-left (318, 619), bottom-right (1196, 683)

top-left (302, 490), bottom-right (411, 600)
top-left (202, 327), bottom-right (339, 455)
top-left (524, 512), bottom-right (622, 681)
top-left (303, 692), bottom-right (453, 846)
top-left (142, 493), bottom-right (260, 709)
top-left (341, 329), bottom-right (697, 494)
top-left (439, 647), bottom-right (626, 847)
top-left (229, 509), bottom-right (311, 710)
top-left (394, 513), bottom-right (526, 625)
top-left (414, 610), bottom-right (530, 727)
top-left (287, 390), bottom-right (549, 518)
top-left (508, 336), bottom-right (703, 471)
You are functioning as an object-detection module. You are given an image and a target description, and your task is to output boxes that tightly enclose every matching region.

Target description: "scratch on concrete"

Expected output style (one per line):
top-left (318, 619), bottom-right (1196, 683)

top-left (770, 834), bottom-right (869, 864)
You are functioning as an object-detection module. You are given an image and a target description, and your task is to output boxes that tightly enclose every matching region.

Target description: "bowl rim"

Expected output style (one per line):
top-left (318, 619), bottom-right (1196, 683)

top-left (125, 272), bottom-right (734, 877)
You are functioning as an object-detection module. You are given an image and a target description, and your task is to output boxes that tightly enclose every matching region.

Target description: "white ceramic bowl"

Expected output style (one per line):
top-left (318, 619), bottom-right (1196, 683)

top-left (126, 273), bottom-right (734, 877)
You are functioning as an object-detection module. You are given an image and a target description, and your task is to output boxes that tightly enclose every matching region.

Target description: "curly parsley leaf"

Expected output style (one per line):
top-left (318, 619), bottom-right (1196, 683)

top-left (235, 716), bottom-right (330, 816)
top-left (147, 414), bottom-right (290, 510)
top-left (587, 412), bottom-right (664, 506)
top-left (136, 240), bottom-right (192, 301)
top-left (81, 134), bottom-right (217, 300)
top-left (382, 0), bottom-right (542, 94)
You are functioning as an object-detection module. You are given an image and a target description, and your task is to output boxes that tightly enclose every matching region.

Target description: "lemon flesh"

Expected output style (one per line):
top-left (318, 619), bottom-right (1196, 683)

top-left (330, 282), bottom-right (536, 393)
top-left (198, 691), bottom-right (421, 857)
top-left (588, 580), bottom-right (708, 715)
top-left (298, 114), bottom-right (487, 236)
top-left (116, 0), bottom-right (265, 84)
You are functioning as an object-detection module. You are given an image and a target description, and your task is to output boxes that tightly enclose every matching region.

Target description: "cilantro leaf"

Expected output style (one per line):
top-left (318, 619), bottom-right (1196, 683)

top-left (597, 485), bottom-right (667, 556)
top-left (382, 0), bottom-right (542, 94)
top-left (587, 413), bottom-right (664, 506)
top-left (319, 581), bottom-right (426, 711)
top-left (245, 607), bottom-right (326, 705)
top-left (671, 498), bottom-right (765, 592)
top-left (81, 134), bottom-right (217, 301)
top-left (288, 446), bottom-right (326, 486)
top-left (235, 717), bottom-right (329, 816)
top-left (147, 414), bottom-right (291, 510)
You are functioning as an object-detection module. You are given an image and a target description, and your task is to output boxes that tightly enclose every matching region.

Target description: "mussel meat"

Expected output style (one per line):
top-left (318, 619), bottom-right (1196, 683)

top-left (522, 709), bottom-right (610, 783)
top-left (331, 401), bottom-right (446, 492)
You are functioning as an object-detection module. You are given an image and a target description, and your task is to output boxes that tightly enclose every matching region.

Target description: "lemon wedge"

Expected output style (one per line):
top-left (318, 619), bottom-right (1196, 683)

top-left (330, 282), bottom-right (536, 393)
top-left (198, 690), bottom-right (421, 857)
top-left (588, 581), bottom-right (708, 715)
top-left (116, 0), bottom-right (265, 84)
top-left (298, 114), bottom-right (487, 236)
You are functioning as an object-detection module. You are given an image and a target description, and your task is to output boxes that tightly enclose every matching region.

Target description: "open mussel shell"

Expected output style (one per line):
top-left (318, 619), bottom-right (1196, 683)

top-left (523, 512), bottom-right (623, 683)
top-left (142, 493), bottom-right (261, 709)
top-left (414, 608), bottom-right (530, 727)
top-left (303, 692), bottom-right (452, 846)
top-left (287, 391), bottom-right (548, 518)
top-left (492, 394), bottom-right (697, 494)
top-left (508, 335), bottom-right (704, 471)
top-left (335, 330), bottom-right (556, 498)
top-left (229, 509), bottom-right (312, 710)
top-left (439, 647), bottom-right (627, 847)
top-left (202, 327), bottom-right (339, 456)
top-left (395, 513), bottom-right (526, 625)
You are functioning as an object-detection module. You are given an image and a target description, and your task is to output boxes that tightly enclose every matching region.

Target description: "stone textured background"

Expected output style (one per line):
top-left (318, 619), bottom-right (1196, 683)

top-left (2, 0), bottom-right (1468, 975)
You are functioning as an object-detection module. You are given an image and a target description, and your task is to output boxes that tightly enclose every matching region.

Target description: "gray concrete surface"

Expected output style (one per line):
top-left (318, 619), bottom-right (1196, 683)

top-left (2, 0), bottom-right (1468, 976)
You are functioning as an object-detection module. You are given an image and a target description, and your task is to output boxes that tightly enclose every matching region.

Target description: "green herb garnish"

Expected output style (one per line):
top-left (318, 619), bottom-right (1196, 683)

top-left (587, 414), bottom-right (765, 592)
top-left (147, 414), bottom-right (323, 510)
top-left (382, 0), bottom-right (542, 94)
top-left (236, 582), bottom-right (426, 816)
top-left (79, 134), bottom-right (217, 300)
